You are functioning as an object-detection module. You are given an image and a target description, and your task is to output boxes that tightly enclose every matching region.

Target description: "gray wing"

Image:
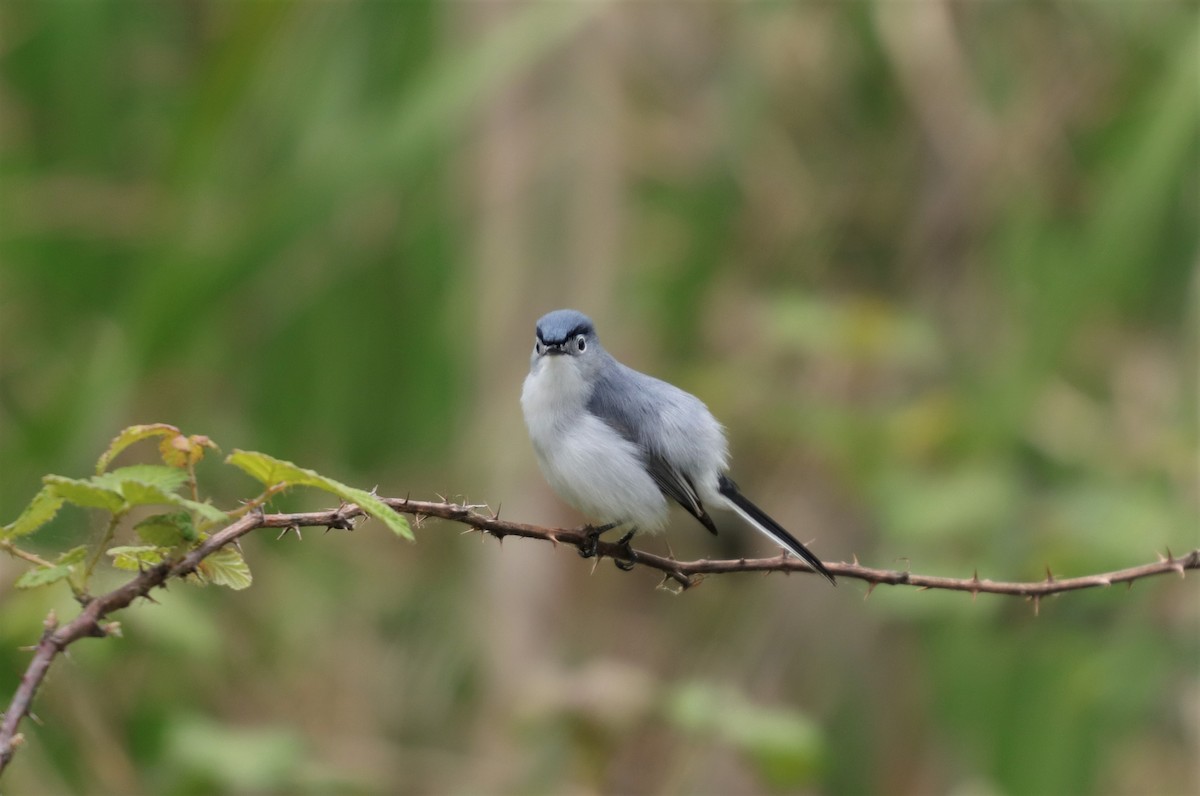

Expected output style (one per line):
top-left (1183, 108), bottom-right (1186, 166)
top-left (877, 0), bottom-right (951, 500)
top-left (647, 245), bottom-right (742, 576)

top-left (587, 361), bottom-right (719, 535)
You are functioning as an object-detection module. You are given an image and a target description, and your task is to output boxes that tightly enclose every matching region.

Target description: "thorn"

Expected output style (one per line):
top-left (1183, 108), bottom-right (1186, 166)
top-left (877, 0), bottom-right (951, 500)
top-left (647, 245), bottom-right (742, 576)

top-left (1165, 546), bottom-right (1175, 562)
top-left (369, 485), bottom-right (380, 497)
top-left (864, 582), bottom-right (877, 601)
top-left (1126, 580), bottom-right (1134, 591)
top-left (852, 552), bottom-right (859, 566)
top-left (1044, 565), bottom-right (1055, 583)
top-left (27, 711), bottom-right (42, 726)
top-left (1173, 562), bottom-right (1186, 578)
top-left (139, 593), bottom-right (160, 606)
top-left (589, 557), bottom-right (599, 576)
top-left (276, 524), bottom-right (302, 541)
top-left (549, 534), bottom-right (559, 548)
top-left (658, 572), bottom-right (690, 594)
top-left (1032, 595), bottom-right (1041, 616)
top-left (492, 503), bottom-right (502, 521)
top-left (916, 586), bottom-right (930, 591)
top-left (17, 645), bottom-right (36, 653)
top-left (231, 538), bottom-right (243, 554)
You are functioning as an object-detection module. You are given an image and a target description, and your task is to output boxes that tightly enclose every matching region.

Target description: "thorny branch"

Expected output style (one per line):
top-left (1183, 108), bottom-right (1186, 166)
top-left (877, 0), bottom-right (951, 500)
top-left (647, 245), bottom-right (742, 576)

top-left (1, 497), bottom-right (1196, 776)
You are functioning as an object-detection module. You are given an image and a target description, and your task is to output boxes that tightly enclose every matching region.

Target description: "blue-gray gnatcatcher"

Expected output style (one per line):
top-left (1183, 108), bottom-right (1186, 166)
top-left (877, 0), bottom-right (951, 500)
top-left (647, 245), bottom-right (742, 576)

top-left (521, 309), bottom-right (836, 584)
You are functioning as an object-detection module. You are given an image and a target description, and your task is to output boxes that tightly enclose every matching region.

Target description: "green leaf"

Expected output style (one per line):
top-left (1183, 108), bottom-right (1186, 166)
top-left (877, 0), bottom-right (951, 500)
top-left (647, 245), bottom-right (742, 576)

top-left (119, 482), bottom-right (227, 523)
top-left (223, 450), bottom-right (326, 489)
top-left (226, 450), bottom-right (412, 540)
top-left (44, 475), bottom-right (125, 512)
top-left (136, 512), bottom-right (194, 546)
top-left (94, 464), bottom-right (190, 494)
top-left (56, 545), bottom-right (89, 566)
top-left (196, 547), bottom-right (253, 590)
top-left (107, 545), bottom-right (169, 570)
top-left (15, 564), bottom-right (74, 590)
top-left (2, 485), bottom-right (66, 540)
top-left (96, 423), bottom-right (182, 473)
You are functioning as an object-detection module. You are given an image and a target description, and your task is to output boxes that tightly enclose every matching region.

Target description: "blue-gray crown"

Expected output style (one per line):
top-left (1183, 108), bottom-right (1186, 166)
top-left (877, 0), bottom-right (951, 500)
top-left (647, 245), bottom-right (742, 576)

top-left (535, 309), bottom-right (595, 344)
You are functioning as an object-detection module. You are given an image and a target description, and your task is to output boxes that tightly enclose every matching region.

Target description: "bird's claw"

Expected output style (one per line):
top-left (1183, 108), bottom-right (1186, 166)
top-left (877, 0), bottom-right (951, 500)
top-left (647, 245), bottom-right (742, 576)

top-left (578, 527), bottom-right (601, 559)
top-left (577, 522), bottom-right (619, 559)
top-left (613, 528), bottom-right (638, 571)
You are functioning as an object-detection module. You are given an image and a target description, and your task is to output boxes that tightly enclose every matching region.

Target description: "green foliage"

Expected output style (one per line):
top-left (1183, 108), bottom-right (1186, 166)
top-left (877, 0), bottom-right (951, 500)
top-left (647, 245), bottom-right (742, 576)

top-left (107, 545), bottom-right (170, 571)
top-left (194, 547), bottom-right (254, 591)
top-left (134, 512), bottom-right (196, 547)
top-left (14, 563), bottom-right (75, 590)
top-left (40, 475), bottom-right (127, 513)
top-left (1, 486), bottom-right (65, 540)
top-left (226, 450), bottom-right (413, 540)
top-left (2, 425), bottom-right (410, 597)
top-left (95, 424), bottom-right (214, 474)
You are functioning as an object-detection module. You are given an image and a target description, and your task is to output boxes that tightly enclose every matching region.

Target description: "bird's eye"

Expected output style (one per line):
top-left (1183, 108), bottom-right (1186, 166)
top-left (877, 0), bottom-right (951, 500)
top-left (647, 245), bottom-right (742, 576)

top-left (535, 339), bottom-right (545, 355)
top-left (574, 335), bottom-right (587, 353)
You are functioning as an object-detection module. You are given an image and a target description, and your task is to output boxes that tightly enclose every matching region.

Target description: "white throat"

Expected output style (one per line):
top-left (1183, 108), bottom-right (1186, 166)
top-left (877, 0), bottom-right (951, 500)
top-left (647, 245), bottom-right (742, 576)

top-left (521, 355), bottom-right (589, 438)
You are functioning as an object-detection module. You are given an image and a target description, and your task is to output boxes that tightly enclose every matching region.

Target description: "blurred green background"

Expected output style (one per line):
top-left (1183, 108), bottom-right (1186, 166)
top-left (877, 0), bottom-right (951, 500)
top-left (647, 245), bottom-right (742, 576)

top-left (2, 1), bottom-right (1197, 794)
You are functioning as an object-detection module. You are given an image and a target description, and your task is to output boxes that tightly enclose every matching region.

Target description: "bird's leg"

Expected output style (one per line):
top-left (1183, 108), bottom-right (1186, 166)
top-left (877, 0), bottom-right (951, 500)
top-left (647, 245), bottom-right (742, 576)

top-left (613, 527), bottom-right (639, 571)
top-left (578, 522), bottom-right (619, 559)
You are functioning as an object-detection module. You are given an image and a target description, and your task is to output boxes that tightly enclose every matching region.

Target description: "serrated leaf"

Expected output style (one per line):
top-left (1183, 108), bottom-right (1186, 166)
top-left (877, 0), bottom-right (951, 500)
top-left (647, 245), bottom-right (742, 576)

top-left (56, 545), bottom-right (89, 566)
top-left (15, 564), bottom-right (74, 589)
top-left (44, 475), bottom-right (126, 512)
top-left (196, 547), bottom-right (253, 590)
top-left (226, 450), bottom-right (412, 540)
top-left (107, 545), bottom-right (169, 570)
top-left (224, 450), bottom-right (326, 489)
top-left (96, 423), bottom-right (181, 473)
top-left (94, 465), bottom-right (189, 494)
top-left (135, 513), bottom-right (193, 546)
top-left (160, 434), bottom-right (218, 468)
top-left (2, 486), bottom-right (66, 540)
top-left (118, 482), bottom-right (227, 523)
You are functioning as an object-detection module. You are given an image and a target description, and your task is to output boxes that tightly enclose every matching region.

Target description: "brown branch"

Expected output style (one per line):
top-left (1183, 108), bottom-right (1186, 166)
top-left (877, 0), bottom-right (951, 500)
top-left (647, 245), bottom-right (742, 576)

top-left (379, 498), bottom-right (1197, 597)
top-left (1, 497), bottom-right (1196, 776)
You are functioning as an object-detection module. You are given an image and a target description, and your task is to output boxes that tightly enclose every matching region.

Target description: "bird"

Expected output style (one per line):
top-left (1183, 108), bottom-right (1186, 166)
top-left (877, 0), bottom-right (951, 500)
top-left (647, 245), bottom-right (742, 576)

top-left (520, 308), bottom-right (836, 584)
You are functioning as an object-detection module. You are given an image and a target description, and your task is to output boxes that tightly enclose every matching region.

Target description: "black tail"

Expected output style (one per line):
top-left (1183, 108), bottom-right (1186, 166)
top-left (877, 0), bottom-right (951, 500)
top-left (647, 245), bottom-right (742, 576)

top-left (718, 475), bottom-right (836, 585)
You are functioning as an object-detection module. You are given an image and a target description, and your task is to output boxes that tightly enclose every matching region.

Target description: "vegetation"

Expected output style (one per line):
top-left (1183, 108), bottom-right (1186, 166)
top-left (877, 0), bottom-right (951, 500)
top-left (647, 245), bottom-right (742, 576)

top-left (1, 2), bottom-right (1196, 793)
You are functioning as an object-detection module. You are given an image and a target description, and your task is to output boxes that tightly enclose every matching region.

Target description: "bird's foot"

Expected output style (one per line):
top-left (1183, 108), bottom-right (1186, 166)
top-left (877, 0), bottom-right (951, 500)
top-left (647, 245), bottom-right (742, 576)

top-left (577, 522), bottom-right (618, 559)
top-left (613, 528), bottom-right (638, 571)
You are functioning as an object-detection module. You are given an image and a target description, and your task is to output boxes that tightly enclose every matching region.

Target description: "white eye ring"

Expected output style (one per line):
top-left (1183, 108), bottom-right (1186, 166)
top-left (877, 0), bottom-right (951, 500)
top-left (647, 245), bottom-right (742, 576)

top-left (535, 339), bottom-right (545, 355)
top-left (574, 335), bottom-right (587, 352)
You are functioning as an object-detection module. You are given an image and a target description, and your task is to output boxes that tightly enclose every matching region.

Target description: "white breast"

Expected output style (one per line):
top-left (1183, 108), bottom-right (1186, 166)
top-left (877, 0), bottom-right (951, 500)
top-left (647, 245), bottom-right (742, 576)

top-left (521, 357), bottom-right (669, 532)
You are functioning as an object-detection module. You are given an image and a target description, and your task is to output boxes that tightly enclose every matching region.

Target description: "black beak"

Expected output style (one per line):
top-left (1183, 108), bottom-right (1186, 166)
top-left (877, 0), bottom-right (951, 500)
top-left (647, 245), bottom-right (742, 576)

top-left (543, 343), bottom-right (567, 356)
